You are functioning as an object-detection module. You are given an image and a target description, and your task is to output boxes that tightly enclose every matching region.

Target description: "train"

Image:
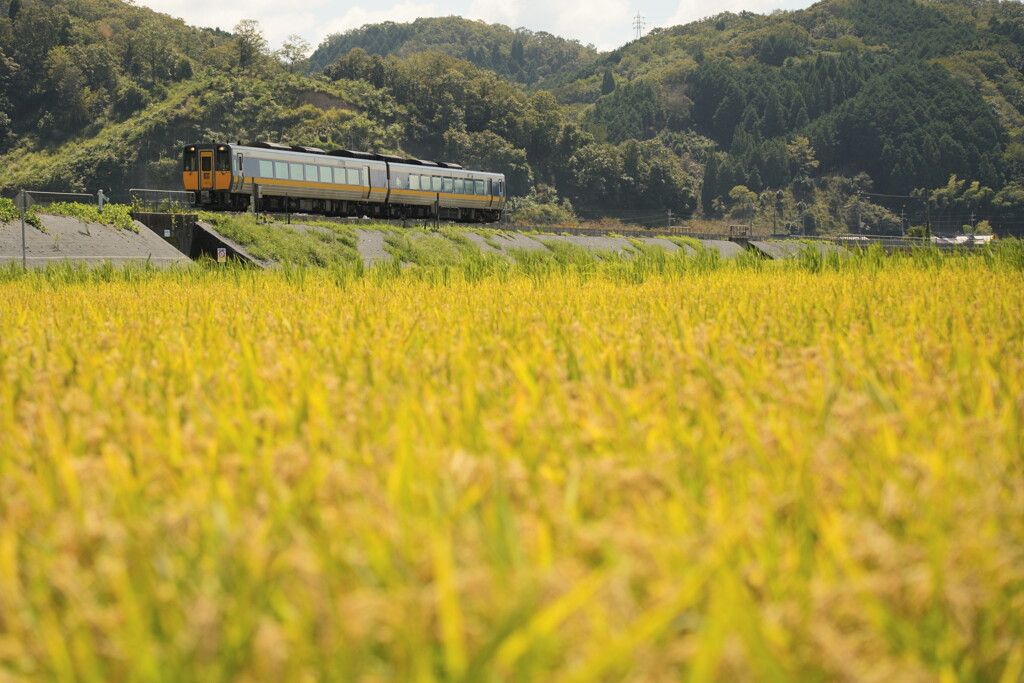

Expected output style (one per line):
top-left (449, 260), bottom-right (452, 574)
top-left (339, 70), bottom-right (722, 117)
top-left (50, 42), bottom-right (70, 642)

top-left (181, 142), bottom-right (506, 223)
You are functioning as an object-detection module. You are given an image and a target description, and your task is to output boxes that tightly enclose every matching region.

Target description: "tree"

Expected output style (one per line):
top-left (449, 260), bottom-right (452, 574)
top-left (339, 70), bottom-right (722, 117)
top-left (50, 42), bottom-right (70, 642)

top-left (278, 34), bottom-right (311, 73)
top-left (510, 39), bottom-right (524, 66)
top-left (701, 153), bottom-right (721, 216)
top-left (586, 80), bottom-right (666, 143)
top-left (507, 184), bottom-right (576, 225)
top-left (601, 69), bottom-right (615, 95)
top-left (234, 20), bottom-right (267, 69)
top-left (728, 185), bottom-right (757, 217)
top-left (761, 90), bottom-right (785, 138)
top-left (786, 136), bottom-right (819, 177)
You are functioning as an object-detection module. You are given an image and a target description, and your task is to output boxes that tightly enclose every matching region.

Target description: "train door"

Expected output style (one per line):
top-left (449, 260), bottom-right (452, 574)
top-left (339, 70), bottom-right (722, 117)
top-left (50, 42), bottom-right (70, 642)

top-left (200, 150), bottom-right (214, 191)
top-left (182, 146), bottom-right (199, 192)
top-left (215, 148), bottom-right (232, 189)
top-left (494, 179), bottom-right (505, 209)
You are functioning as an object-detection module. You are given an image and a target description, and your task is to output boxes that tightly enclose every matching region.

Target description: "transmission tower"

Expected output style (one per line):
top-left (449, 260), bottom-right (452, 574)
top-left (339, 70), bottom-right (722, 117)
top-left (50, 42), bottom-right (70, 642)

top-left (633, 12), bottom-right (645, 40)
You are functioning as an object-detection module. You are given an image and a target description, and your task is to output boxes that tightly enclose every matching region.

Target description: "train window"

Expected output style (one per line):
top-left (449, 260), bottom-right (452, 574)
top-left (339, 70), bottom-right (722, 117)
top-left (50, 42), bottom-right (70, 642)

top-left (259, 160), bottom-right (273, 178)
top-left (453, 179), bottom-right (464, 194)
top-left (201, 156), bottom-right (212, 172)
top-left (236, 155), bottom-right (244, 173)
top-left (287, 163), bottom-right (301, 180)
top-left (409, 175), bottom-right (420, 191)
top-left (442, 178), bottom-right (453, 193)
top-left (317, 167), bottom-right (329, 183)
top-left (216, 153), bottom-right (230, 172)
top-left (332, 168), bottom-right (344, 184)
top-left (184, 150), bottom-right (197, 171)
top-left (347, 168), bottom-right (362, 186)
top-left (274, 161), bottom-right (288, 179)
top-left (431, 176), bottom-right (442, 192)
top-left (304, 164), bottom-right (317, 181)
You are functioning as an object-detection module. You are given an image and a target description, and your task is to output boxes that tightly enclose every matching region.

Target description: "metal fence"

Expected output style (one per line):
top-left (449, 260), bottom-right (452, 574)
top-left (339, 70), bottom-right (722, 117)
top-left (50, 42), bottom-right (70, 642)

top-left (14, 190), bottom-right (96, 208)
top-left (128, 188), bottom-right (195, 211)
top-left (11, 190), bottom-right (96, 269)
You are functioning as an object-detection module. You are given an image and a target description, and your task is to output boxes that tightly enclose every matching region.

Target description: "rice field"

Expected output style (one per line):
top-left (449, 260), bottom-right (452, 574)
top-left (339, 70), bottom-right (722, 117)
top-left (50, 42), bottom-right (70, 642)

top-left (1, 246), bottom-right (1022, 681)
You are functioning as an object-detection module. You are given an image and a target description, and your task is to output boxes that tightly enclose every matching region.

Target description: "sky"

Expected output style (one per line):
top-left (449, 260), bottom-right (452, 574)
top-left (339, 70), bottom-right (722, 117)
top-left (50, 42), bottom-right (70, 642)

top-left (136, 0), bottom-right (818, 55)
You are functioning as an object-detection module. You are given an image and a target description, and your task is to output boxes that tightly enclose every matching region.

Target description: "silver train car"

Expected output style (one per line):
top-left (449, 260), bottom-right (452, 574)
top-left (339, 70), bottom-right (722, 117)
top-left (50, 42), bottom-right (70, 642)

top-left (182, 142), bottom-right (506, 223)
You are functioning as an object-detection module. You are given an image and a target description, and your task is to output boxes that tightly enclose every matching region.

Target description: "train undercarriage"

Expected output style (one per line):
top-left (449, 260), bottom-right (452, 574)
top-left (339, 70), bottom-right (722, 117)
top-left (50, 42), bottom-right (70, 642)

top-left (198, 190), bottom-right (501, 223)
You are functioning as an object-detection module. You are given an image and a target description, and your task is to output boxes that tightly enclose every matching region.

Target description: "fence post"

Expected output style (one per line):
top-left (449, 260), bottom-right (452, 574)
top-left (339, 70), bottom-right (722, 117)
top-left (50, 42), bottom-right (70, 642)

top-left (15, 189), bottom-right (27, 270)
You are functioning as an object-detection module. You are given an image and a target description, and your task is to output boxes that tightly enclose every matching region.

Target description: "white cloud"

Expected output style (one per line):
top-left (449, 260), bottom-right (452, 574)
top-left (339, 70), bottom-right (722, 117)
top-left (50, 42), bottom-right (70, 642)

top-left (466, 0), bottom-right (631, 50)
top-left (553, 0), bottom-right (631, 44)
top-left (138, 0), bottom-right (441, 49)
top-left (465, 0), bottom-right (519, 30)
top-left (134, 0), bottom-right (817, 55)
top-left (318, 1), bottom-right (443, 43)
top-left (663, 0), bottom-right (813, 31)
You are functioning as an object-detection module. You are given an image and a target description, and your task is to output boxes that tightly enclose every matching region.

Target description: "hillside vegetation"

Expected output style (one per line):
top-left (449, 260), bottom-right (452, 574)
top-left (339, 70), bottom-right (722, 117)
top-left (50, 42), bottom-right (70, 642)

top-left (308, 16), bottom-right (599, 87)
top-left (4, 0), bottom-right (1024, 234)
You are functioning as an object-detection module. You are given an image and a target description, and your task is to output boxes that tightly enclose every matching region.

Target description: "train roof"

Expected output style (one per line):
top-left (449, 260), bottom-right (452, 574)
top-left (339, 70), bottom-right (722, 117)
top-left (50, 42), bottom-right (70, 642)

top-left (245, 141), bottom-right (293, 151)
top-left (238, 141), bottom-right (485, 174)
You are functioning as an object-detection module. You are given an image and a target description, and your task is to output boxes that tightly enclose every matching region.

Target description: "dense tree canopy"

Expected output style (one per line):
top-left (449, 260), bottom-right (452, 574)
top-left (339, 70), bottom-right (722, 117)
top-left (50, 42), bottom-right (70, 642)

top-left (309, 17), bottom-right (598, 86)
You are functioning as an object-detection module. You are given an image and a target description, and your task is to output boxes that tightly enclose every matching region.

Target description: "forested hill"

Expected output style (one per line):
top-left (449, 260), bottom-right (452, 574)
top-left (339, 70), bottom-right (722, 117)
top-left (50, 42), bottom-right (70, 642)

top-left (568, 0), bottom-right (1018, 195)
top-left (308, 17), bottom-right (599, 87)
top-left (5, 0), bottom-right (1024, 235)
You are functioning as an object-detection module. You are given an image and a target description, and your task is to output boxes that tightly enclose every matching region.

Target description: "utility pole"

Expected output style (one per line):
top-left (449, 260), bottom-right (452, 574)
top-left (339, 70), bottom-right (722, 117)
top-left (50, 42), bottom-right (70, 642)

top-left (900, 207), bottom-right (905, 236)
top-left (667, 208), bottom-right (673, 229)
top-left (15, 189), bottom-right (27, 271)
top-left (633, 13), bottom-right (645, 40)
top-left (970, 211), bottom-right (976, 234)
top-left (856, 191), bottom-right (862, 234)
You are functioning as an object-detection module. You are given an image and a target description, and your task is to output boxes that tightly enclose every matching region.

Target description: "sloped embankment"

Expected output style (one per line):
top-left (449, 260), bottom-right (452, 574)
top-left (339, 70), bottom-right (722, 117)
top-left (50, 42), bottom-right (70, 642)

top-left (0, 215), bottom-right (191, 267)
top-left (198, 214), bottom-right (757, 269)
